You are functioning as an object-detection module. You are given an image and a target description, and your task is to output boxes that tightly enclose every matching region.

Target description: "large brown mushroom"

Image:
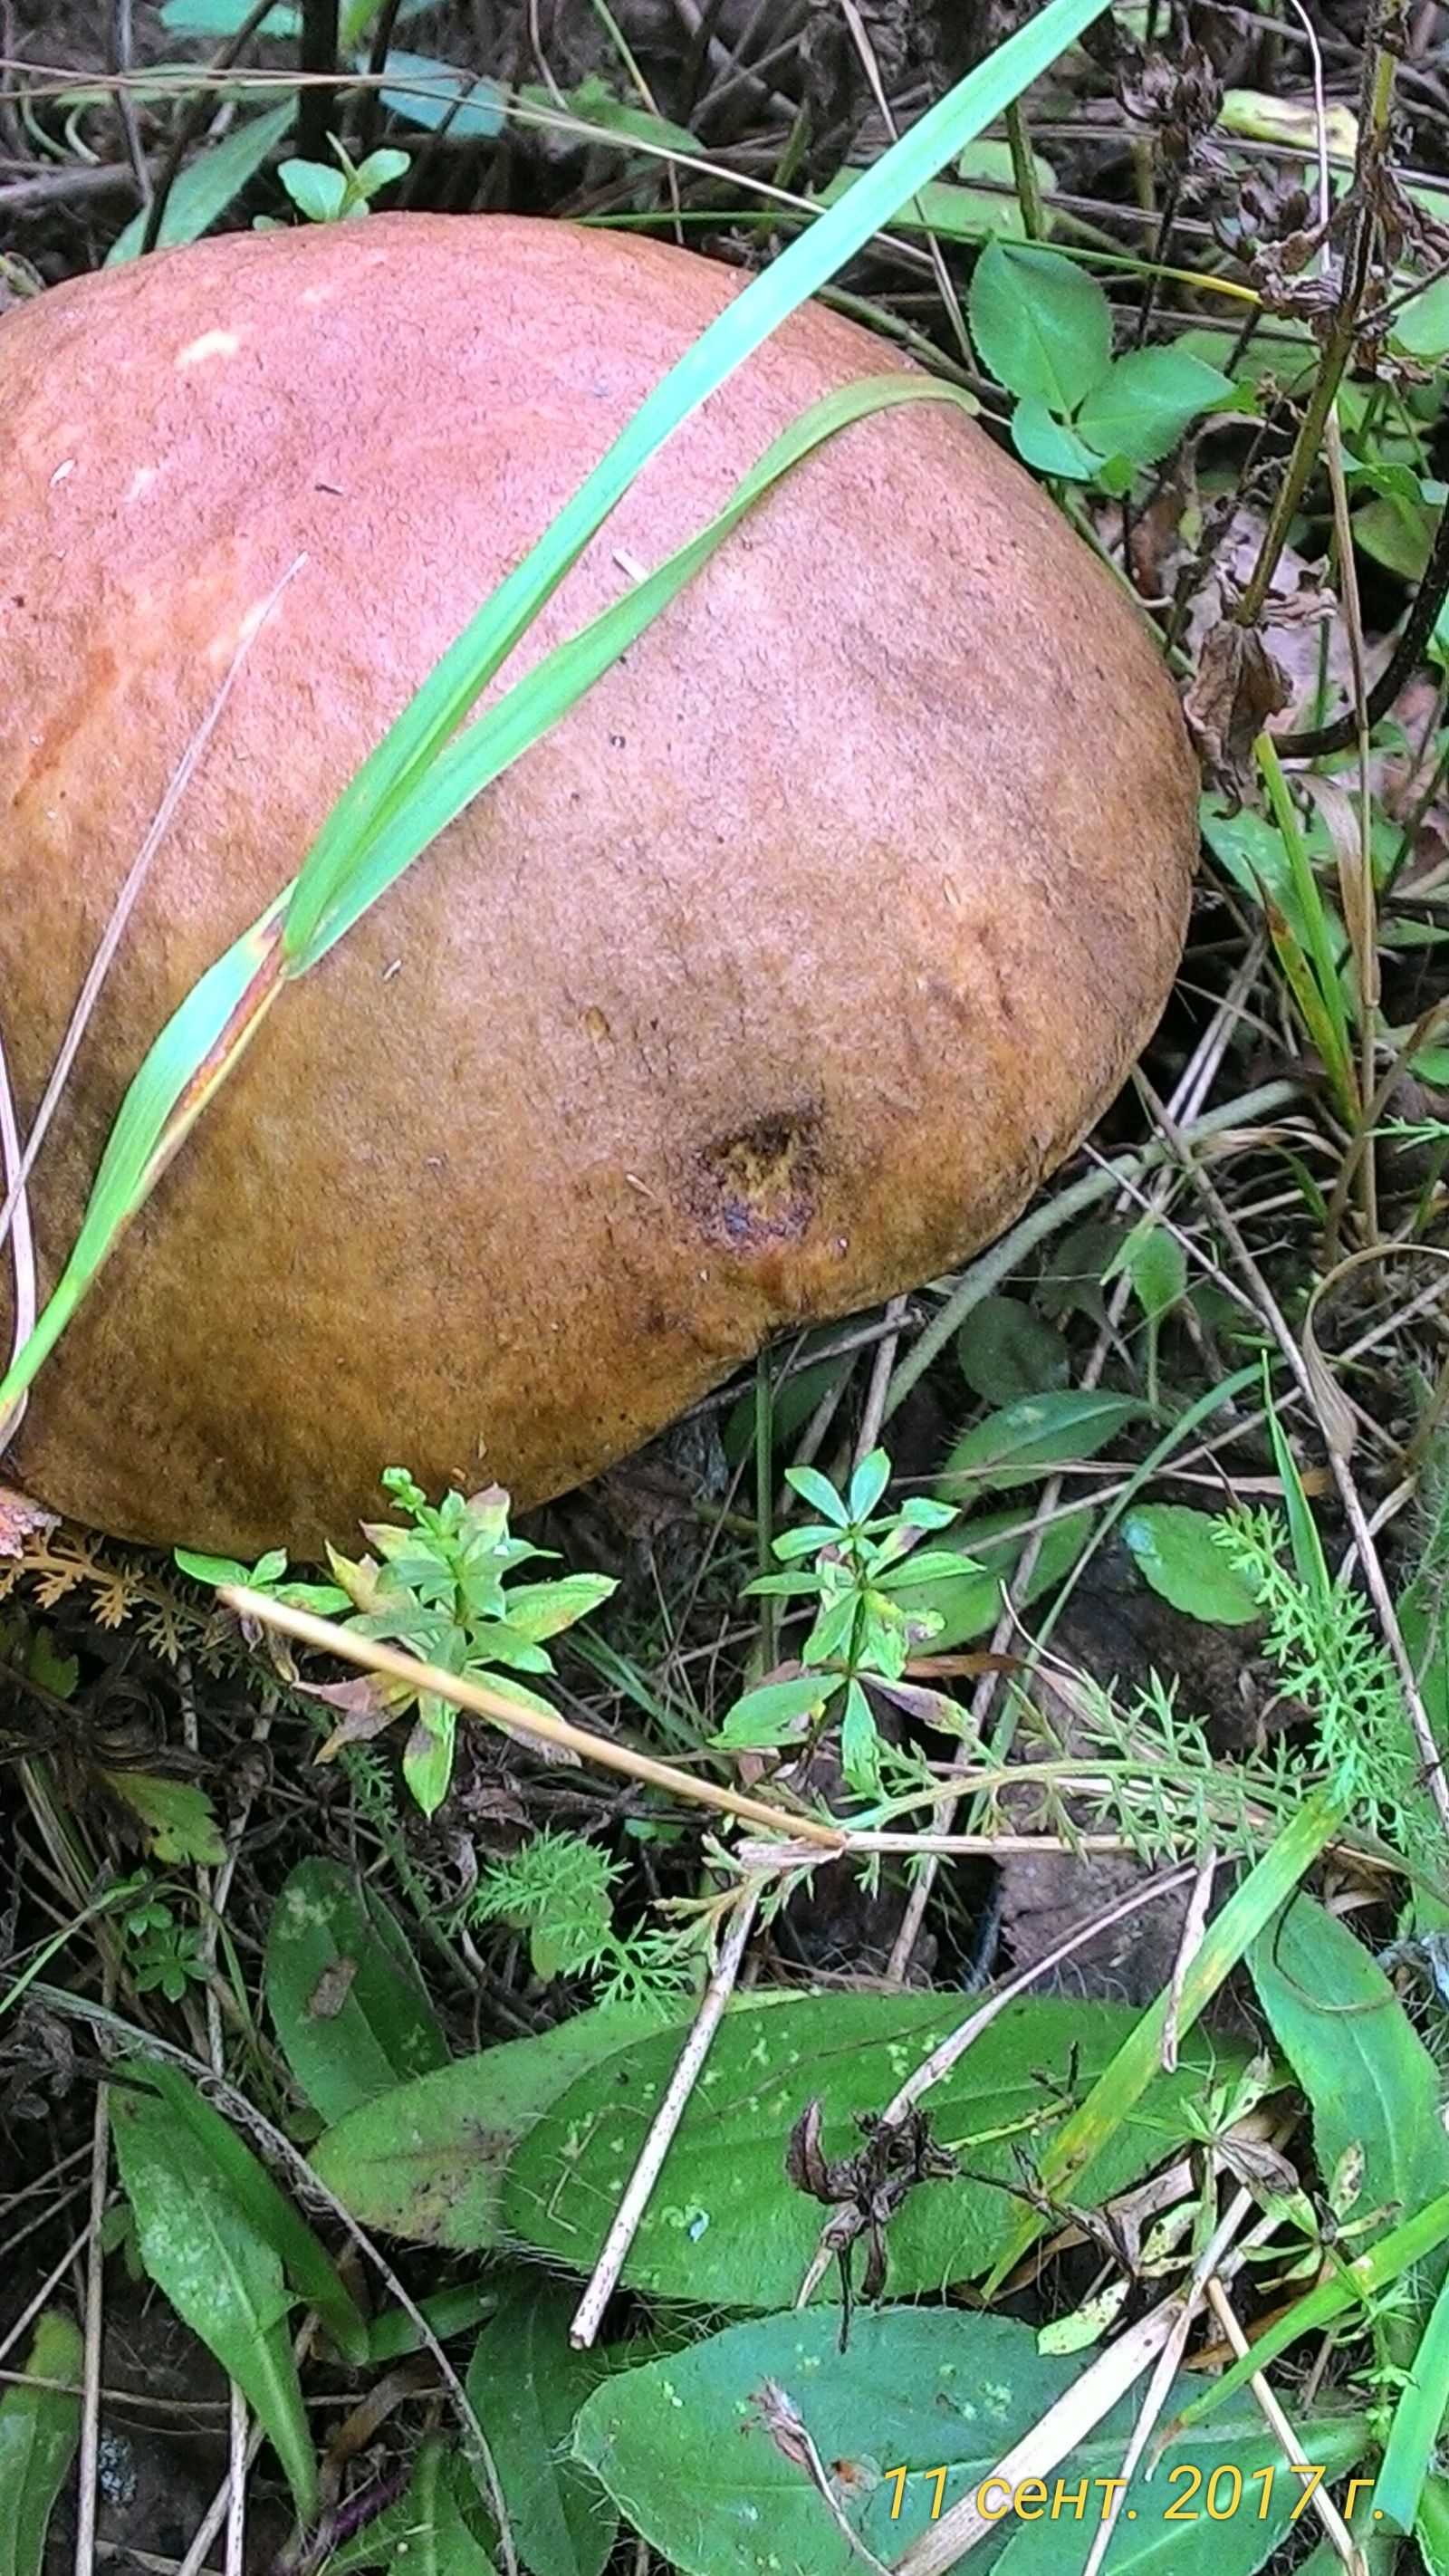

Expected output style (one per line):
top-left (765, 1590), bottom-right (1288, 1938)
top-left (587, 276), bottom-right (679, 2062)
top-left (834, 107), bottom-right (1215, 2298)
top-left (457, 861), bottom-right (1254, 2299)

top-left (0, 215), bottom-right (1197, 1561)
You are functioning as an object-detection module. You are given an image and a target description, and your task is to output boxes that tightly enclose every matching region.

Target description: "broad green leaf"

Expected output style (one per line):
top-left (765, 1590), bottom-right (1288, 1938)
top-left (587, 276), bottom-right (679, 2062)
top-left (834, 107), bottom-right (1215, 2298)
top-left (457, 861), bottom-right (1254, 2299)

top-left (311, 2001), bottom-right (676, 2247)
top-left (115, 2062), bottom-right (366, 2362)
top-left (572, 2305), bottom-right (1364, 2576)
top-left (1117, 1220), bottom-right (1187, 1324)
top-left (1011, 395), bottom-right (1105, 481)
top-left (110, 2081), bottom-right (318, 2515)
top-left (500, 1992), bottom-right (1249, 2308)
top-left (464, 2277), bottom-right (617, 2576)
top-left (323, 2435), bottom-right (494, 2572)
top-left (1121, 1506), bottom-right (1262, 1628)
top-left (264, 1858), bottom-right (449, 2123)
top-left (888, 1505), bottom-right (1096, 1647)
top-left (95, 1768), bottom-right (226, 1865)
top-left (970, 240), bottom-right (1112, 411)
top-left (1250, 1896), bottom-right (1449, 2258)
top-left (938, 1391), bottom-right (1143, 1498)
top-left (107, 104), bottom-right (296, 264)
top-left (1394, 274), bottom-right (1449, 360)
top-left (279, 159), bottom-right (349, 223)
top-left (1076, 347), bottom-right (1233, 467)
top-left (0, 2312), bottom-right (83, 2576)
top-left (380, 51), bottom-right (506, 139)
top-left (715, 1671), bottom-right (833, 1749)
top-left (958, 1295), bottom-right (1070, 1403)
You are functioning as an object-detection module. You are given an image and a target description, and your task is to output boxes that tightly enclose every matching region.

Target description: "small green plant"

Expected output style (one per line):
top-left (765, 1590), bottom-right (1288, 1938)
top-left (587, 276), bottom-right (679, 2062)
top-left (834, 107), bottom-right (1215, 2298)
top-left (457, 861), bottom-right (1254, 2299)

top-left (714, 1447), bottom-right (964, 1798)
top-left (273, 138), bottom-right (409, 225)
top-left (118, 1889), bottom-right (211, 2002)
top-left (969, 238), bottom-right (1235, 489)
top-left (465, 1830), bottom-right (696, 2007)
top-left (178, 1470), bottom-right (616, 1815)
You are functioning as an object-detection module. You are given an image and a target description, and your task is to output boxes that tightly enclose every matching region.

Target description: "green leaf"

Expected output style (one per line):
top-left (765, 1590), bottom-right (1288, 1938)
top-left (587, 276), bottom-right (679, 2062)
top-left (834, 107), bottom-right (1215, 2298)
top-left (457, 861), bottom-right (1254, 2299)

top-left (264, 1858), bottom-right (449, 2123)
top-left (500, 1992), bottom-right (1248, 2308)
top-left (938, 1391), bottom-right (1143, 1498)
top-left (1250, 1896), bottom-right (1449, 2264)
top-left (1116, 1220), bottom-right (1187, 1324)
top-left (279, 158), bottom-right (349, 222)
top-left (1121, 1505), bottom-right (1262, 1628)
top-left (958, 1295), bottom-right (1070, 1403)
top-left (311, 2001), bottom-right (676, 2248)
top-left (116, 2061), bottom-right (366, 2362)
top-left (110, 2081), bottom-right (318, 2516)
top-left (970, 240), bottom-right (1112, 411)
top-left (888, 1505), bottom-right (1096, 1647)
top-left (94, 1769), bottom-right (226, 1866)
top-left (714, 1671), bottom-right (833, 1750)
top-left (464, 2276), bottom-right (617, 2576)
top-left (782, 1465), bottom-right (851, 1526)
top-left (1419, 2474), bottom-right (1449, 2576)
top-left (1393, 274), bottom-right (1449, 360)
top-left (106, 103), bottom-right (295, 264)
top-left (1076, 346), bottom-right (1233, 467)
top-left (323, 2435), bottom-right (494, 2572)
top-left (572, 2305), bottom-right (1364, 2576)
top-left (1011, 395), bottom-right (1105, 480)
top-left (379, 50), bottom-right (506, 139)
top-left (549, 72), bottom-right (700, 159)
top-left (0, 2312), bottom-right (83, 2576)
top-left (847, 1447), bottom-right (891, 1523)
top-left (1378, 2264), bottom-right (1449, 2533)
top-left (818, 141), bottom-right (1057, 244)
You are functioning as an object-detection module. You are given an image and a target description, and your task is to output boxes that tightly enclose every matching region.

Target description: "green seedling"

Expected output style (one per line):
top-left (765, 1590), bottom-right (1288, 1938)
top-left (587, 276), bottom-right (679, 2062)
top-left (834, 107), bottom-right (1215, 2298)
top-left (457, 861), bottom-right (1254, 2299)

top-left (715, 1447), bottom-right (964, 1798)
top-left (180, 1469), bottom-right (615, 1814)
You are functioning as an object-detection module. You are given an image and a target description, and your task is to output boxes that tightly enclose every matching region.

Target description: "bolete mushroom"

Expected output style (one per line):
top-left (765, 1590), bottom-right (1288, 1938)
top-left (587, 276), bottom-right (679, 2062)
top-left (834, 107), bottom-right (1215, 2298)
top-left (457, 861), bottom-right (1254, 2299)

top-left (0, 215), bottom-right (1197, 1561)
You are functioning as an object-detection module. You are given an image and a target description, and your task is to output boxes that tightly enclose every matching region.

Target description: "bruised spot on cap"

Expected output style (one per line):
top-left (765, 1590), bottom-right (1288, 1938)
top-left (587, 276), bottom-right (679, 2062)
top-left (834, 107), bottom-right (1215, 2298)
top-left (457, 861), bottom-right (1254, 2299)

top-left (175, 329), bottom-right (243, 370)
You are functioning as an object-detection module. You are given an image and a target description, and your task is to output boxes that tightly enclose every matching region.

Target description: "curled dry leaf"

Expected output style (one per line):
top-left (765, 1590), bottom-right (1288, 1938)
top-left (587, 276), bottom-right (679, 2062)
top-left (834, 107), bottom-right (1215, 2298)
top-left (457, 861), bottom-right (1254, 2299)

top-left (1184, 621), bottom-right (1292, 808)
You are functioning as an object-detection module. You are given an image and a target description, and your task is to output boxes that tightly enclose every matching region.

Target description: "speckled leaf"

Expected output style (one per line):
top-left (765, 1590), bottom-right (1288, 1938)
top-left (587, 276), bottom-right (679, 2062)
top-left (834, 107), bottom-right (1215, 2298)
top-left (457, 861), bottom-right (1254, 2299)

top-left (311, 2000), bottom-right (674, 2248)
top-left (465, 2275), bottom-right (617, 2576)
top-left (0, 2312), bottom-right (83, 2576)
top-left (500, 1993), bottom-right (1249, 2308)
top-left (264, 1858), bottom-right (448, 2123)
top-left (572, 2306), bottom-right (1363, 2576)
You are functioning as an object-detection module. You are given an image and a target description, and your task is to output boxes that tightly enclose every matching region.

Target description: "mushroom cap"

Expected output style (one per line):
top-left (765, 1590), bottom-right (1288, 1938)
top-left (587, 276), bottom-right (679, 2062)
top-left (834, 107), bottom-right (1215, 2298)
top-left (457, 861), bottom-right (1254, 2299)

top-left (0, 215), bottom-right (1197, 1558)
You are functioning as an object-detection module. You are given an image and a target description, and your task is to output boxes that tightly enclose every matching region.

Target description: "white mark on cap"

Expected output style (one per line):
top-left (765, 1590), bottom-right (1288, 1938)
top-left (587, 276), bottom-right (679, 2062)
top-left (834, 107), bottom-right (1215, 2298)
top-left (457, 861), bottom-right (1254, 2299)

top-left (176, 328), bottom-right (242, 369)
top-left (49, 458), bottom-right (74, 485)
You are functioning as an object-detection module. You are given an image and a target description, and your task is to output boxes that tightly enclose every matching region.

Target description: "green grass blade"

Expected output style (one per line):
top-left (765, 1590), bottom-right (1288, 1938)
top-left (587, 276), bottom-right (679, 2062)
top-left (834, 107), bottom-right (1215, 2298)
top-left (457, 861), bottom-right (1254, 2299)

top-left (0, 900), bottom-right (287, 1412)
top-left (981, 1783), bottom-right (1348, 2292)
top-left (280, 0), bottom-right (1111, 960)
top-left (293, 375), bottom-right (974, 967)
top-left (1376, 2266), bottom-right (1449, 2532)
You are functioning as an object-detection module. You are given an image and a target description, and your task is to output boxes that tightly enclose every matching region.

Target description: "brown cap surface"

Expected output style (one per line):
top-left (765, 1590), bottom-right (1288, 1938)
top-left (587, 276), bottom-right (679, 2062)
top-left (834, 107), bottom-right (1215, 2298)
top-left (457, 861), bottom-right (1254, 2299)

top-left (0, 215), bottom-right (1198, 1558)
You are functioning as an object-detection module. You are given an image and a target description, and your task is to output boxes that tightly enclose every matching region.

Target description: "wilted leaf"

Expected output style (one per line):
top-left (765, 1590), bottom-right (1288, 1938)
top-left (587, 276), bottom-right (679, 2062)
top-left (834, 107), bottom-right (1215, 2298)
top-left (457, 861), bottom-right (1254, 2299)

top-left (1184, 624), bottom-right (1291, 809)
